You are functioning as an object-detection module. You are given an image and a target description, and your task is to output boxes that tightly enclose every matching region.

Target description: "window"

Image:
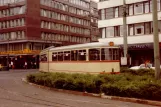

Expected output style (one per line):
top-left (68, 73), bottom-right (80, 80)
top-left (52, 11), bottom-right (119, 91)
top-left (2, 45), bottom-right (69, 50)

top-left (112, 49), bottom-right (119, 60)
top-left (89, 48), bottom-right (100, 60)
top-left (40, 54), bottom-right (47, 61)
top-left (129, 24), bottom-right (134, 36)
top-left (119, 6), bottom-right (123, 17)
top-left (145, 22), bottom-right (151, 34)
top-left (58, 52), bottom-right (63, 61)
top-left (151, 22), bottom-right (154, 33)
top-left (71, 50), bottom-right (78, 61)
top-left (106, 27), bottom-right (114, 37)
top-left (105, 8), bottom-right (113, 19)
top-left (129, 4), bottom-right (134, 15)
top-left (64, 51), bottom-right (71, 61)
top-left (158, 0), bottom-right (161, 11)
top-left (144, 1), bottom-right (150, 13)
top-left (52, 52), bottom-right (57, 61)
top-left (101, 48), bottom-right (111, 60)
top-left (120, 25), bottom-right (123, 36)
top-left (101, 48), bottom-right (119, 61)
top-left (158, 21), bottom-right (161, 32)
top-left (150, 1), bottom-right (153, 12)
top-left (134, 3), bottom-right (143, 14)
top-left (135, 23), bottom-right (144, 35)
top-left (114, 7), bottom-right (119, 18)
top-left (101, 9), bottom-right (105, 20)
top-left (114, 26), bottom-right (120, 37)
top-left (78, 50), bottom-right (86, 61)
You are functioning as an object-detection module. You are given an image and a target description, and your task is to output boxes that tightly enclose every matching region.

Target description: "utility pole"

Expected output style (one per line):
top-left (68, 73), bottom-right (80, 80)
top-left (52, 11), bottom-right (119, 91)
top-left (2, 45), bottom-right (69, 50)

top-left (7, 38), bottom-right (9, 70)
top-left (123, 0), bottom-right (128, 65)
top-left (6, 3), bottom-right (10, 71)
top-left (152, 0), bottom-right (160, 79)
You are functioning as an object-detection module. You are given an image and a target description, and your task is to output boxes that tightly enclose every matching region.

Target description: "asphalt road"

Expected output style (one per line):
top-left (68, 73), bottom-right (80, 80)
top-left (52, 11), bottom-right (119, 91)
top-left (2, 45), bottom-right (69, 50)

top-left (0, 70), bottom-right (157, 107)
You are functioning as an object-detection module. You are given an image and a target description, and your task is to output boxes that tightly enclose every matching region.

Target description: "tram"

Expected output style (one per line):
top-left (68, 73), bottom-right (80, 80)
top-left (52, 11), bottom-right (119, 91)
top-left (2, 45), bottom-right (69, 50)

top-left (39, 42), bottom-right (120, 74)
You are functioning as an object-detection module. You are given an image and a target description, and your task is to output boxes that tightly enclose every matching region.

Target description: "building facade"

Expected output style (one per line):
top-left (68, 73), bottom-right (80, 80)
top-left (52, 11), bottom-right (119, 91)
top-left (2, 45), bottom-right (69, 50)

top-left (0, 0), bottom-right (99, 69)
top-left (90, 1), bottom-right (100, 42)
top-left (98, 0), bottom-right (161, 66)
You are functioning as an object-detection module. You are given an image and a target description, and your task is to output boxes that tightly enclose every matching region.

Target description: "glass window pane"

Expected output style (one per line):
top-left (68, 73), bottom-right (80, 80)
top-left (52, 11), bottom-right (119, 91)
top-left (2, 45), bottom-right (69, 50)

top-left (89, 48), bottom-right (100, 60)
top-left (52, 52), bottom-right (57, 61)
top-left (58, 52), bottom-right (63, 61)
top-left (106, 27), bottom-right (114, 37)
top-left (71, 50), bottom-right (78, 61)
top-left (134, 3), bottom-right (143, 14)
top-left (144, 2), bottom-right (149, 13)
top-left (78, 50), bottom-right (86, 61)
top-left (129, 4), bottom-right (133, 15)
top-left (64, 51), bottom-right (71, 61)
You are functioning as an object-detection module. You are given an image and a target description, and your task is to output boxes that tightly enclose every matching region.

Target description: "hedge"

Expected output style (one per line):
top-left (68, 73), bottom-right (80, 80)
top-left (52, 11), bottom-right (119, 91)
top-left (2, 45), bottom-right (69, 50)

top-left (27, 69), bottom-right (161, 101)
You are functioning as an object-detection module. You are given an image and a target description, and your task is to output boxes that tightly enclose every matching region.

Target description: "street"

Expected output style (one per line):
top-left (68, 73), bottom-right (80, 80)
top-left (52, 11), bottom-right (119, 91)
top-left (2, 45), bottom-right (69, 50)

top-left (0, 70), bottom-right (157, 107)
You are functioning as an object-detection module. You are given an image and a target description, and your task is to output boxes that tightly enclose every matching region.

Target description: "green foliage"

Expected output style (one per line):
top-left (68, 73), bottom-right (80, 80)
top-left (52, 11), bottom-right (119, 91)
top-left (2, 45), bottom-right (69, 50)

top-left (27, 69), bottom-right (161, 101)
top-left (120, 67), bottom-right (155, 76)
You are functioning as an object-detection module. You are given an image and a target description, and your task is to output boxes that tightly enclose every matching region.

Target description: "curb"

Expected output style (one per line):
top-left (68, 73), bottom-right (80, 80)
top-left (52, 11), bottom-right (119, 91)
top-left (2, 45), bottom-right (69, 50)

top-left (22, 78), bottom-right (161, 107)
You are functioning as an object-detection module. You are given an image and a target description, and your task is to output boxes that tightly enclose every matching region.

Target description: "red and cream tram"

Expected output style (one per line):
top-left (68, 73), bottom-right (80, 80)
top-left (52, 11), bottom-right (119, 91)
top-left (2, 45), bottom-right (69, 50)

top-left (39, 42), bottom-right (120, 74)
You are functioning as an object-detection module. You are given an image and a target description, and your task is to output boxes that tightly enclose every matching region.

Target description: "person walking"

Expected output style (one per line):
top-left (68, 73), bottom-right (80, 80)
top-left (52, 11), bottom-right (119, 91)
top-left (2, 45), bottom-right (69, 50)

top-left (24, 61), bottom-right (27, 69)
top-left (11, 61), bottom-right (13, 69)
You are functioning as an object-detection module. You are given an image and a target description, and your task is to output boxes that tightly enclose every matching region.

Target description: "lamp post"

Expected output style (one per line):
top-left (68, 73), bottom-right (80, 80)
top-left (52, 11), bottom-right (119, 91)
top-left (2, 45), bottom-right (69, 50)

top-left (6, 37), bottom-right (9, 70)
top-left (6, 4), bottom-right (10, 70)
top-left (123, 0), bottom-right (128, 61)
top-left (152, 0), bottom-right (161, 79)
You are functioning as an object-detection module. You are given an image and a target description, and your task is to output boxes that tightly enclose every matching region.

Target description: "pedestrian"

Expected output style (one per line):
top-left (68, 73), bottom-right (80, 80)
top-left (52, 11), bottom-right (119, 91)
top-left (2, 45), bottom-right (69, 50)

top-left (145, 60), bottom-right (151, 68)
top-left (146, 60), bottom-right (151, 68)
top-left (34, 62), bottom-right (36, 69)
top-left (11, 61), bottom-right (13, 69)
top-left (24, 61), bottom-right (27, 69)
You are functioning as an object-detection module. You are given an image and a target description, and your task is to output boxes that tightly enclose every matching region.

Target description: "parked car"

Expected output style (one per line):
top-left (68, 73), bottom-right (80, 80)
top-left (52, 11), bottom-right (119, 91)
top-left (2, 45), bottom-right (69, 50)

top-left (129, 64), bottom-right (153, 70)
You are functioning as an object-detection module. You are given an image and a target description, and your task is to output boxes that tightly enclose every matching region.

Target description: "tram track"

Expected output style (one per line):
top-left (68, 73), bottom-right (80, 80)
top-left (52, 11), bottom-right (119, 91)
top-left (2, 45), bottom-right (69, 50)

top-left (0, 71), bottom-right (153, 107)
top-left (0, 82), bottom-right (111, 107)
top-left (0, 85), bottom-right (76, 107)
top-left (0, 71), bottom-right (111, 107)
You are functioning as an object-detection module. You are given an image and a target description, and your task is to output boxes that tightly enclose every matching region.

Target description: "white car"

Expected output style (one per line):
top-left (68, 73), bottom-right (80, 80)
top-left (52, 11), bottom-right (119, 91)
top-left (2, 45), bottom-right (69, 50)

top-left (129, 64), bottom-right (153, 70)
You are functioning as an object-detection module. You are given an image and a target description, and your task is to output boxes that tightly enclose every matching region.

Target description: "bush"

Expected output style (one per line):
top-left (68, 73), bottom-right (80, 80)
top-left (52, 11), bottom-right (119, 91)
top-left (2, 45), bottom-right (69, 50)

top-left (120, 67), bottom-right (155, 76)
top-left (27, 71), bottom-right (161, 101)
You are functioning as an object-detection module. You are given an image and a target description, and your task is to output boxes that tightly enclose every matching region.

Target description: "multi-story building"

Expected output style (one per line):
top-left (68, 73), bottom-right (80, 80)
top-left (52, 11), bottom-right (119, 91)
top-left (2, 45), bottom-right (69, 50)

top-left (90, 1), bottom-right (100, 42)
top-left (98, 0), bottom-right (161, 66)
top-left (0, 0), bottom-right (99, 69)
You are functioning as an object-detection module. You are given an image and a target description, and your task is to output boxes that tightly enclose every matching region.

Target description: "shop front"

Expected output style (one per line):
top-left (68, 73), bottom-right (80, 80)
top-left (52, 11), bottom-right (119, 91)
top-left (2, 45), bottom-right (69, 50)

top-left (120, 43), bottom-right (154, 66)
top-left (0, 49), bottom-right (40, 69)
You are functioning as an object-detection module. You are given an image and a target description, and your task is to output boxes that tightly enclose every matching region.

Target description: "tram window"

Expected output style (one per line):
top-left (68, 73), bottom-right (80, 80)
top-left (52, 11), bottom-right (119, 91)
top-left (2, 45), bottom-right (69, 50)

top-left (78, 50), bottom-right (86, 61)
top-left (101, 48), bottom-right (112, 60)
top-left (40, 54), bottom-right (47, 61)
top-left (64, 51), bottom-right (71, 61)
top-left (71, 50), bottom-right (78, 61)
top-left (58, 52), bottom-right (63, 61)
top-left (89, 48), bottom-right (100, 60)
top-left (113, 49), bottom-right (119, 60)
top-left (101, 48), bottom-right (119, 60)
top-left (52, 52), bottom-right (58, 61)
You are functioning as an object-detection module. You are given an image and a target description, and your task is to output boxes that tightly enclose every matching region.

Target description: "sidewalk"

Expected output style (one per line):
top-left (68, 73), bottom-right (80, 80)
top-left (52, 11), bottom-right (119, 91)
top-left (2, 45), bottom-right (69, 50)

top-left (22, 78), bottom-right (161, 107)
top-left (8, 69), bottom-right (38, 72)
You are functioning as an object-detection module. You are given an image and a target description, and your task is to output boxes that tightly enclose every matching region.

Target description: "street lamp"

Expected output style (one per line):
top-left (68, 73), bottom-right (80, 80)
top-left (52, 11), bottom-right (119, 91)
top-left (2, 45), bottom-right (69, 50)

top-left (6, 37), bottom-right (9, 70)
top-left (7, 4), bottom-right (11, 70)
top-left (152, 0), bottom-right (161, 79)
